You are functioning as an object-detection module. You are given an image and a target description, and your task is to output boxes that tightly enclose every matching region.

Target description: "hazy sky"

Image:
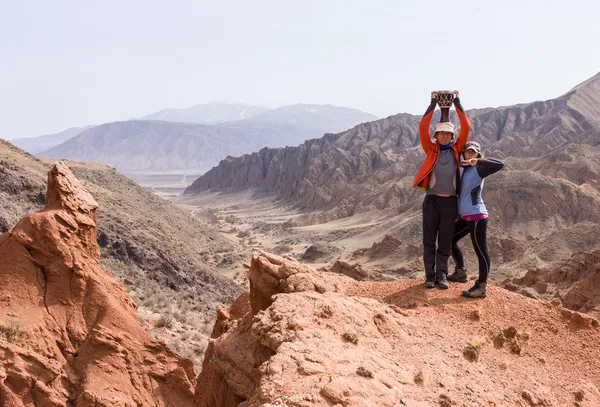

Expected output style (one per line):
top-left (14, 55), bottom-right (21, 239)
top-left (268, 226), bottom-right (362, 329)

top-left (2, 0), bottom-right (600, 139)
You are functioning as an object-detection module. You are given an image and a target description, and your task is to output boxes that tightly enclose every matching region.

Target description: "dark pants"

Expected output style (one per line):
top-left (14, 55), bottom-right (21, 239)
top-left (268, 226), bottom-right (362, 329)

top-left (451, 217), bottom-right (490, 283)
top-left (422, 195), bottom-right (458, 281)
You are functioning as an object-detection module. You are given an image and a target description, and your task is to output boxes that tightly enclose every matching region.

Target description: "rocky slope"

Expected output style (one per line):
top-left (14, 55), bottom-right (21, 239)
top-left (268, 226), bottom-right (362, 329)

top-left (0, 162), bottom-right (195, 406)
top-left (196, 249), bottom-right (600, 406)
top-left (0, 139), bottom-right (243, 364)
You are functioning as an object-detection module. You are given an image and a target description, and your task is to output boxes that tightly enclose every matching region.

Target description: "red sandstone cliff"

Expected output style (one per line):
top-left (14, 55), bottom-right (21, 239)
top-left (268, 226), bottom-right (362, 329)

top-left (0, 162), bottom-right (195, 406)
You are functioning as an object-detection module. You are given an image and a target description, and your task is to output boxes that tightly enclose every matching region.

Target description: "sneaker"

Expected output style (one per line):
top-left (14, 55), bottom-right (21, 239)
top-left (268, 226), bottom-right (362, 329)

top-left (425, 279), bottom-right (436, 289)
top-left (462, 281), bottom-right (487, 298)
top-left (448, 267), bottom-right (468, 283)
top-left (437, 274), bottom-right (449, 289)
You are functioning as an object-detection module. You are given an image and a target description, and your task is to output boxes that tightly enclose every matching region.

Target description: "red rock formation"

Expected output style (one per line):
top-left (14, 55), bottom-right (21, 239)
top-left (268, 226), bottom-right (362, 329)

top-left (0, 162), bottom-right (195, 406)
top-left (195, 250), bottom-right (350, 407)
top-left (198, 249), bottom-right (600, 406)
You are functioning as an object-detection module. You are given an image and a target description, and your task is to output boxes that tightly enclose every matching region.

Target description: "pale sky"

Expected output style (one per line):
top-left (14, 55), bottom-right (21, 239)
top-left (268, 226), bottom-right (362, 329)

top-left (2, 0), bottom-right (599, 140)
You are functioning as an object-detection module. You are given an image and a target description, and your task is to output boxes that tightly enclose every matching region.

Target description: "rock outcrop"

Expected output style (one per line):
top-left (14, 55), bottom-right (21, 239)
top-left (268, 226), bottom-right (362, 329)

top-left (504, 250), bottom-right (600, 318)
top-left (301, 242), bottom-right (341, 263)
top-left (0, 162), bottom-right (195, 406)
top-left (0, 139), bottom-right (244, 366)
top-left (197, 249), bottom-right (600, 406)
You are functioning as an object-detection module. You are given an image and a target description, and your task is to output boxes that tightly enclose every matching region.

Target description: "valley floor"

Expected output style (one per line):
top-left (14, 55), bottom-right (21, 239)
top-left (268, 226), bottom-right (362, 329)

top-left (174, 190), bottom-right (525, 283)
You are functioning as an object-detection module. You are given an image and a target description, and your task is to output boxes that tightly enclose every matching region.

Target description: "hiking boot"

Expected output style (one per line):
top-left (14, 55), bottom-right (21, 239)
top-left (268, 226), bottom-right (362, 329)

top-left (425, 278), bottom-right (436, 289)
top-left (448, 267), bottom-right (468, 283)
top-left (462, 281), bottom-right (487, 298)
top-left (437, 274), bottom-right (449, 289)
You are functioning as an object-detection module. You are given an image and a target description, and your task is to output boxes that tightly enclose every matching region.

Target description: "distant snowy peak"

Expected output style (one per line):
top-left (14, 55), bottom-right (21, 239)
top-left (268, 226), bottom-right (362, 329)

top-left (246, 104), bottom-right (378, 132)
top-left (142, 101), bottom-right (271, 124)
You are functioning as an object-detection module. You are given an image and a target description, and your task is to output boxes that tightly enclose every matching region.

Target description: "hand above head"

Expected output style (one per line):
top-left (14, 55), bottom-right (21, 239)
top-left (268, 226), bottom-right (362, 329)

top-left (461, 158), bottom-right (478, 167)
top-left (431, 91), bottom-right (438, 100)
top-left (453, 90), bottom-right (460, 98)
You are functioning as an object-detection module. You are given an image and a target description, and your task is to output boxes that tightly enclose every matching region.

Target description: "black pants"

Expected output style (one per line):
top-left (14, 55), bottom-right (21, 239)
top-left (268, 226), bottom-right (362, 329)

top-left (422, 195), bottom-right (458, 281)
top-left (451, 217), bottom-right (490, 283)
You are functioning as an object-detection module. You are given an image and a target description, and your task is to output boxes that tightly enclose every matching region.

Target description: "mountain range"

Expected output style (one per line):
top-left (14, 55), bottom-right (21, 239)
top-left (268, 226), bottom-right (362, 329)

top-left (34, 103), bottom-right (377, 172)
top-left (182, 72), bottom-right (600, 278)
top-left (185, 72), bottom-right (600, 209)
top-left (10, 125), bottom-right (95, 154)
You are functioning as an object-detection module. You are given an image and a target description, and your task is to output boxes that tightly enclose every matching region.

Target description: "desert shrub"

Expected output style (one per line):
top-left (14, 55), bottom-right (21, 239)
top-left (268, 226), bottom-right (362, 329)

top-left (169, 339), bottom-right (183, 351)
top-left (155, 314), bottom-right (175, 329)
top-left (0, 319), bottom-right (25, 343)
top-left (224, 214), bottom-right (238, 224)
top-left (173, 310), bottom-right (189, 325)
top-left (237, 230), bottom-right (250, 238)
top-left (272, 244), bottom-right (293, 254)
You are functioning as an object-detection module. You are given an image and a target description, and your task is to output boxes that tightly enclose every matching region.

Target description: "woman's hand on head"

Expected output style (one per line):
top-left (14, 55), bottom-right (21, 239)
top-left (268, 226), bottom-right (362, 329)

top-left (431, 91), bottom-right (438, 100)
top-left (453, 90), bottom-right (459, 98)
top-left (461, 158), bottom-right (478, 167)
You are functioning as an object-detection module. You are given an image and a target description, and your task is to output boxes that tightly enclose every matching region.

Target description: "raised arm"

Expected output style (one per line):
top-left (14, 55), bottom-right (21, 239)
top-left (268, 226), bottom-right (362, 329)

top-left (418, 93), bottom-right (437, 152)
top-left (453, 92), bottom-right (471, 152)
top-left (476, 158), bottom-right (505, 179)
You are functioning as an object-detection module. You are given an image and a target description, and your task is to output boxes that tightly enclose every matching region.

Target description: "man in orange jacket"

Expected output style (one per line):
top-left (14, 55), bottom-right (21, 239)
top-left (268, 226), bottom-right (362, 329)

top-left (412, 91), bottom-right (471, 289)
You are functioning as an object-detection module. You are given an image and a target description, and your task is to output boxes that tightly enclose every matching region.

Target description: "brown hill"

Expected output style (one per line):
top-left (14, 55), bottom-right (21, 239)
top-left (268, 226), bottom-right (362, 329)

top-left (196, 249), bottom-right (600, 406)
top-left (0, 139), bottom-right (243, 364)
top-left (0, 162), bottom-right (195, 405)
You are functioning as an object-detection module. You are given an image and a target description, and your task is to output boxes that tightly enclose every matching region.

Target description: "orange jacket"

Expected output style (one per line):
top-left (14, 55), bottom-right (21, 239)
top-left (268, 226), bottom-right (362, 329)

top-left (412, 98), bottom-right (471, 191)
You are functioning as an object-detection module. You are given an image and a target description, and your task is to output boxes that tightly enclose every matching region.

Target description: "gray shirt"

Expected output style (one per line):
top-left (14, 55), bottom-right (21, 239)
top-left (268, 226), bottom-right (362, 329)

top-left (426, 148), bottom-right (456, 195)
